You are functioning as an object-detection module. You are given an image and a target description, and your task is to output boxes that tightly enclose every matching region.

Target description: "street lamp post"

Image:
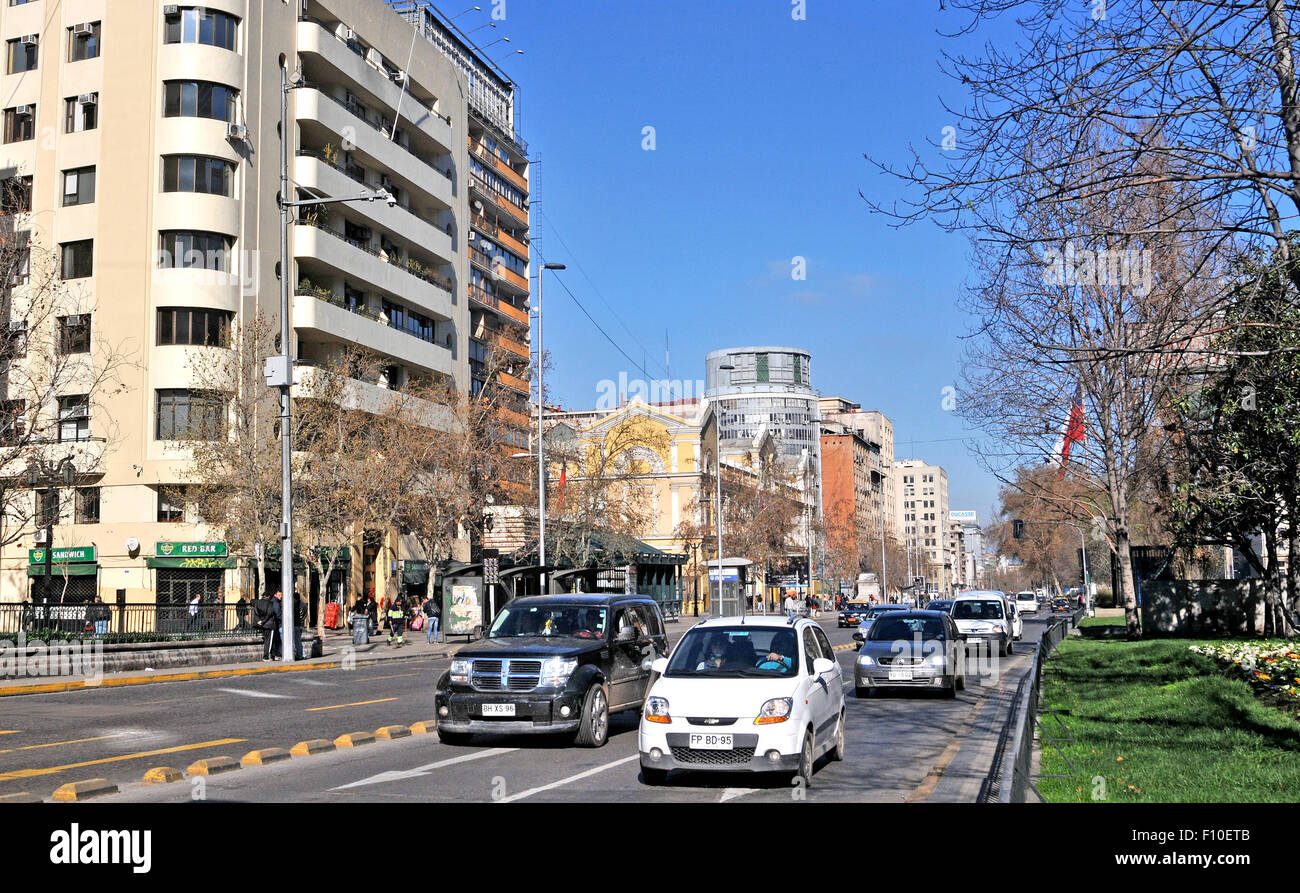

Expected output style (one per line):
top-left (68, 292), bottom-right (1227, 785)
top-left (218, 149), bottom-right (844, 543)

top-left (712, 365), bottom-right (734, 615)
top-left (274, 62), bottom-right (396, 661)
top-left (28, 456), bottom-right (75, 604)
top-left (535, 262), bottom-right (565, 594)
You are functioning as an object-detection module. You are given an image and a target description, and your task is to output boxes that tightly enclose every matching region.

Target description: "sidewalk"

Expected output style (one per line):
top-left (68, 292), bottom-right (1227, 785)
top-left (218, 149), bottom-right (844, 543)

top-left (0, 625), bottom-right (460, 697)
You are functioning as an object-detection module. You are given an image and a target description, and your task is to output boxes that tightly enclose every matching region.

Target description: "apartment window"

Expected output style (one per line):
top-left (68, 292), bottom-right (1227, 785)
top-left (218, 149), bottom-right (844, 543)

top-left (58, 315), bottom-right (90, 354)
top-left (156, 388), bottom-right (225, 441)
top-left (164, 8), bottom-right (239, 51)
top-left (1, 175), bottom-right (31, 214)
top-left (67, 22), bottom-right (101, 61)
top-left (62, 167), bottom-right (95, 206)
top-left (163, 80), bottom-right (237, 122)
top-left (161, 155), bottom-right (234, 196)
top-left (1, 323), bottom-right (24, 361)
top-left (60, 240), bottom-right (93, 279)
top-left (75, 487), bottom-right (99, 524)
top-left (0, 399), bottom-right (24, 443)
top-left (58, 394), bottom-right (89, 442)
top-left (157, 307), bottom-right (232, 347)
top-left (8, 235), bottom-right (28, 286)
top-left (157, 489), bottom-right (185, 523)
top-left (4, 106), bottom-right (35, 143)
top-left (6, 36), bottom-right (37, 74)
top-left (64, 95), bottom-right (97, 132)
top-left (158, 231), bottom-right (232, 271)
top-left (36, 489), bottom-right (59, 528)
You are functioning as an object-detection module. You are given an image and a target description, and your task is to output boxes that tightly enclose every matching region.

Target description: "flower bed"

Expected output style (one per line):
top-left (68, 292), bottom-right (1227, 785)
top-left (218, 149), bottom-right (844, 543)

top-left (1190, 641), bottom-right (1300, 700)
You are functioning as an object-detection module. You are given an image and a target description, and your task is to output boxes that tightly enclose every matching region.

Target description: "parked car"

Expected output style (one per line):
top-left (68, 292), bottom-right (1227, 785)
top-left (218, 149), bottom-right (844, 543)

top-left (951, 591), bottom-right (1014, 656)
top-left (853, 610), bottom-right (966, 697)
top-left (638, 615), bottom-right (845, 786)
top-left (1016, 590), bottom-right (1039, 615)
top-left (433, 594), bottom-right (667, 748)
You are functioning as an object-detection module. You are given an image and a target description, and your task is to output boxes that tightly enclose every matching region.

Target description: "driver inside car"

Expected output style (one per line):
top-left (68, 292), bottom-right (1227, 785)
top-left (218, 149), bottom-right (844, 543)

top-left (756, 632), bottom-right (796, 672)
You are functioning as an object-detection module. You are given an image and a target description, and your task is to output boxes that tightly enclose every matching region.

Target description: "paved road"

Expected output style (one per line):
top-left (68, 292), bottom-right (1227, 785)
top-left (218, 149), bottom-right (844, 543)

top-left (6, 615), bottom-right (1054, 803)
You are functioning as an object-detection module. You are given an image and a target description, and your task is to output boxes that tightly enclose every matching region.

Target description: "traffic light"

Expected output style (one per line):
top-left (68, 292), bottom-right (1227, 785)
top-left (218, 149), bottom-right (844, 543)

top-left (1013, 519), bottom-right (1024, 539)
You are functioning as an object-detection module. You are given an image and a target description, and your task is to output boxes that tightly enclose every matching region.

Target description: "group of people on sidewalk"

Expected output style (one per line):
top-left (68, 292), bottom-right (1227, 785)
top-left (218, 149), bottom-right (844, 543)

top-left (249, 588), bottom-right (309, 661)
top-left (345, 590), bottom-right (443, 648)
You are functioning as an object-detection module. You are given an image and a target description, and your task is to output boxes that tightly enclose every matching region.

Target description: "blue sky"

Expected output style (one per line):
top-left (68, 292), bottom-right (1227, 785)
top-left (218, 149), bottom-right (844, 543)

top-left (462, 0), bottom-right (1002, 517)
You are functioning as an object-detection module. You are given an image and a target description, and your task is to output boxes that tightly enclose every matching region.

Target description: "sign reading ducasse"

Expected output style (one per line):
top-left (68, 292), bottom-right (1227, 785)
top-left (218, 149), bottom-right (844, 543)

top-left (155, 541), bottom-right (227, 558)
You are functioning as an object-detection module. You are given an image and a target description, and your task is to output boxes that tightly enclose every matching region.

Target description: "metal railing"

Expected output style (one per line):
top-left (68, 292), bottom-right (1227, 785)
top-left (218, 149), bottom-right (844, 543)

top-left (982, 607), bottom-right (1085, 802)
top-left (295, 147), bottom-right (444, 232)
top-left (297, 216), bottom-right (453, 293)
top-left (0, 603), bottom-right (261, 640)
top-left (298, 84), bottom-right (451, 180)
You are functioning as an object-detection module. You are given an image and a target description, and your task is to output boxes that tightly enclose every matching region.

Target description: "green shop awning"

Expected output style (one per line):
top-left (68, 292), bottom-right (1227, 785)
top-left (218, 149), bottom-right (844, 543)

top-left (146, 556), bottom-right (238, 569)
top-left (402, 561), bottom-right (429, 586)
top-left (28, 563), bottom-right (98, 576)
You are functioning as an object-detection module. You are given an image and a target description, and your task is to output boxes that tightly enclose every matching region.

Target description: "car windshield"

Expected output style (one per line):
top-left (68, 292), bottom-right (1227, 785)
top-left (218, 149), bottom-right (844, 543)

top-left (666, 627), bottom-right (799, 678)
top-left (953, 600), bottom-right (1004, 620)
top-left (866, 606), bottom-right (904, 619)
top-left (869, 615), bottom-right (947, 641)
top-left (488, 604), bottom-right (607, 639)
top-left (1018, 593), bottom-right (1035, 600)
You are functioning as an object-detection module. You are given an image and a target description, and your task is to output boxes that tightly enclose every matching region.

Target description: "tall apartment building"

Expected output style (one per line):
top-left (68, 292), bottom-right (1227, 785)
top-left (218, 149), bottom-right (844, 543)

top-left (949, 510), bottom-right (983, 588)
top-left (819, 397), bottom-right (895, 543)
top-left (894, 458), bottom-right (950, 593)
top-left (0, 0), bottom-right (511, 609)
top-left (819, 426), bottom-right (873, 575)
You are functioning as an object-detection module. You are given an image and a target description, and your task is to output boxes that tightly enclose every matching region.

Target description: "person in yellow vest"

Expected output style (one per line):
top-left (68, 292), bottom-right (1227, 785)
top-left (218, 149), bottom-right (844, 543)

top-left (386, 596), bottom-right (408, 647)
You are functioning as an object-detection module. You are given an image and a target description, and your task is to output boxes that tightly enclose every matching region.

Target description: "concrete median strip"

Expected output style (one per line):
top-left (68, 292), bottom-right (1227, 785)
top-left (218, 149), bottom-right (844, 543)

top-left (51, 778), bottom-right (118, 801)
top-left (142, 766), bottom-right (184, 784)
top-left (375, 725), bottom-right (411, 740)
top-left (0, 791), bottom-right (42, 802)
top-left (241, 748), bottom-right (292, 767)
top-left (290, 739), bottom-right (336, 757)
top-left (409, 720), bottom-right (438, 735)
top-left (186, 756), bottom-right (241, 776)
top-left (333, 731), bottom-right (375, 748)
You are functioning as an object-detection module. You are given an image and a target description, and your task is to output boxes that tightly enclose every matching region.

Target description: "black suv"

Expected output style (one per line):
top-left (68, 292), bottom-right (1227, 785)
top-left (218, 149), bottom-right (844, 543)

top-left (434, 594), bottom-right (668, 748)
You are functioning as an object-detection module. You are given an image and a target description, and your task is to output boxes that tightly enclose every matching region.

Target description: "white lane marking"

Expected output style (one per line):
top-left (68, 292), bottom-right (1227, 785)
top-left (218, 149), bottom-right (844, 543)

top-left (216, 688), bottom-right (295, 699)
top-left (332, 747), bottom-right (518, 790)
top-left (719, 787), bottom-right (760, 802)
top-left (496, 754), bottom-right (639, 803)
top-left (287, 679), bottom-right (334, 686)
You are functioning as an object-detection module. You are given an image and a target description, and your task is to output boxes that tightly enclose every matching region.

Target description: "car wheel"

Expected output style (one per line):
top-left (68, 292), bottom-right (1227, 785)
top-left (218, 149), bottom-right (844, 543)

top-left (574, 683), bottom-right (610, 748)
top-left (436, 729), bottom-right (471, 746)
top-left (640, 765), bottom-right (668, 786)
top-left (795, 728), bottom-right (815, 787)
top-left (830, 711), bottom-right (846, 761)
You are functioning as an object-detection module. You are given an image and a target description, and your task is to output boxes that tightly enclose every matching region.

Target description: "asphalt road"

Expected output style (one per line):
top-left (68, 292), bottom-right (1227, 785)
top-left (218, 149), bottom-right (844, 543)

top-left (0, 614), bottom-right (1059, 804)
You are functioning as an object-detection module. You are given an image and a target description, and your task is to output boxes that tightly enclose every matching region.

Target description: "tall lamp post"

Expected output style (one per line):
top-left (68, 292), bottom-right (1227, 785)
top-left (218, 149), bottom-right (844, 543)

top-left (28, 456), bottom-right (75, 603)
top-left (273, 61), bottom-right (396, 662)
top-left (535, 262), bottom-right (565, 593)
top-left (711, 364), bottom-right (734, 615)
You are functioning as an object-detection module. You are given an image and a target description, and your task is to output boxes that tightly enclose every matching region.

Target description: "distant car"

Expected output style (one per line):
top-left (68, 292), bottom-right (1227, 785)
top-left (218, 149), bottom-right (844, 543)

top-left (854, 610), bottom-right (966, 698)
top-left (856, 603), bottom-right (910, 640)
top-left (1052, 598), bottom-right (1071, 613)
top-left (951, 591), bottom-right (1014, 657)
top-left (1006, 599), bottom-right (1024, 640)
top-left (925, 600), bottom-right (953, 614)
top-left (838, 603), bottom-right (872, 628)
top-left (1016, 590), bottom-right (1039, 615)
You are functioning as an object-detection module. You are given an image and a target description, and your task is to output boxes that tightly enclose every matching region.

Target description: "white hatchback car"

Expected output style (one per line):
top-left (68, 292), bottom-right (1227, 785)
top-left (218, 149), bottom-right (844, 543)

top-left (638, 616), bottom-right (846, 786)
top-left (951, 591), bottom-right (1015, 656)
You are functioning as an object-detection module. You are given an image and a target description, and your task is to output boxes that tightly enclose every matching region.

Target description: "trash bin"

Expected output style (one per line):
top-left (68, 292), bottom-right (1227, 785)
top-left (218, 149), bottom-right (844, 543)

top-left (351, 613), bottom-right (369, 645)
top-left (324, 602), bottom-right (341, 630)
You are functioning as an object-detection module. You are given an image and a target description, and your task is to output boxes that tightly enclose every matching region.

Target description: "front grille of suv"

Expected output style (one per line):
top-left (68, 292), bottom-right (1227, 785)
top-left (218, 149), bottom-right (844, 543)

top-left (470, 659), bottom-right (542, 692)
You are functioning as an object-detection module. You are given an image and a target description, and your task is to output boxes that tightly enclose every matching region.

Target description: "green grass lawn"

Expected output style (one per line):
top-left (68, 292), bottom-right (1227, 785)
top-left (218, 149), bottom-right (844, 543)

top-left (1037, 627), bottom-right (1300, 802)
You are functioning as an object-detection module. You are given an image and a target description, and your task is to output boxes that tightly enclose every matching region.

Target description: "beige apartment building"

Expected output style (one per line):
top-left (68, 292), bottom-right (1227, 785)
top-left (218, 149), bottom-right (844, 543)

top-left (0, 0), bottom-right (528, 613)
top-left (894, 458), bottom-right (950, 594)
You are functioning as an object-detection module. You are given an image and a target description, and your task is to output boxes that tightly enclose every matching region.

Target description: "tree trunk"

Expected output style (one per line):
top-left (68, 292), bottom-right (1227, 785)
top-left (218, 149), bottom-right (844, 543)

top-left (1286, 504), bottom-right (1300, 635)
top-left (1264, 527), bottom-right (1284, 637)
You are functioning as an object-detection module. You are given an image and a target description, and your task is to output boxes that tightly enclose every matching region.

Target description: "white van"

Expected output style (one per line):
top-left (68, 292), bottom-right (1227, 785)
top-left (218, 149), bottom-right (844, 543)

top-left (951, 590), bottom-right (1014, 657)
top-left (1016, 590), bottom-right (1039, 615)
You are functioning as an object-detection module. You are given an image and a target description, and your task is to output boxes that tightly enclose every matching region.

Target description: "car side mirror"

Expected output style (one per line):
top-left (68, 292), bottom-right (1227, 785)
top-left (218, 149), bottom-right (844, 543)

top-left (812, 657), bottom-right (834, 674)
top-left (651, 657), bottom-right (668, 674)
top-left (851, 631), bottom-right (865, 643)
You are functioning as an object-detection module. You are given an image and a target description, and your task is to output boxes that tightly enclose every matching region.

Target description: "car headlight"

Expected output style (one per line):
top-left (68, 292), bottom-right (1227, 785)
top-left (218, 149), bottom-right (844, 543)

top-left (644, 696), bottom-right (671, 723)
top-left (857, 654), bottom-right (875, 666)
top-left (755, 697), bottom-right (793, 725)
top-left (450, 659), bottom-right (470, 683)
top-left (925, 653), bottom-right (946, 666)
top-left (541, 657), bottom-right (579, 686)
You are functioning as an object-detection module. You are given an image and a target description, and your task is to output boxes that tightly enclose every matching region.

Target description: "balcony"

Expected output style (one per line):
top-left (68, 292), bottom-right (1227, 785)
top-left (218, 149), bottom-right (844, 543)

top-left (469, 285), bottom-right (529, 326)
top-left (497, 370), bottom-right (530, 396)
top-left (293, 222), bottom-right (454, 322)
top-left (495, 228), bottom-right (529, 261)
top-left (470, 138), bottom-right (529, 195)
top-left (470, 175), bottom-right (528, 228)
top-left (492, 331), bottom-right (530, 361)
top-left (495, 265), bottom-right (529, 295)
top-left (293, 293), bottom-right (454, 377)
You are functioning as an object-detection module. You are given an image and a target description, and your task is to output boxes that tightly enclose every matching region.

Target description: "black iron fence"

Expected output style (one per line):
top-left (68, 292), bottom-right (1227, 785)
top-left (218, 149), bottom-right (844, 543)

top-left (0, 602), bottom-right (260, 641)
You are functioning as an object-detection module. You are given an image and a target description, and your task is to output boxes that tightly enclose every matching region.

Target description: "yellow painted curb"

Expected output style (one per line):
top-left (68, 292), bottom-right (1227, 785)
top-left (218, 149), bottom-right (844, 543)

top-left (834, 644), bottom-right (856, 652)
top-left (186, 756), bottom-right (241, 776)
top-left (333, 731), bottom-right (375, 748)
top-left (409, 720), bottom-right (438, 735)
top-left (241, 748), bottom-right (292, 767)
top-left (290, 739), bottom-right (336, 757)
top-left (0, 791), bottom-right (42, 802)
top-left (51, 778), bottom-right (118, 801)
top-left (375, 725), bottom-right (411, 740)
top-left (142, 766), bottom-right (184, 784)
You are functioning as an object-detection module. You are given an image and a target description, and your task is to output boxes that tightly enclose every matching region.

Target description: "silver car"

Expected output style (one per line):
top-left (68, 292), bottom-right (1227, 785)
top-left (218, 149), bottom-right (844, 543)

top-left (855, 603), bottom-right (909, 638)
top-left (852, 610), bottom-right (967, 698)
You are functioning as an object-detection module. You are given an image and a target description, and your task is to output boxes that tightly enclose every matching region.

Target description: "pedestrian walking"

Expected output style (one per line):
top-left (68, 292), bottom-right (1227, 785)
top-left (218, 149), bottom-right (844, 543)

top-left (253, 589), bottom-right (278, 661)
top-left (422, 591), bottom-right (441, 645)
top-left (784, 593), bottom-right (796, 620)
top-left (187, 592), bottom-right (202, 630)
top-left (87, 596), bottom-right (109, 638)
top-left (293, 589), bottom-right (308, 660)
top-left (235, 594), bottom-right (250, 631)
top-left (386, 596), bottom-right (408, 647)
top-left (270, 589), bottom-right (285, 659)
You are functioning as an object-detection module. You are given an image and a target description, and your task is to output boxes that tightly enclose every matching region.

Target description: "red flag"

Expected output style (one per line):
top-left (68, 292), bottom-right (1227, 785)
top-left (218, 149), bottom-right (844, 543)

top-left (1051, 383), bottom-right (1086, 477)
top-left (556, 462), bottom-right (567, 510)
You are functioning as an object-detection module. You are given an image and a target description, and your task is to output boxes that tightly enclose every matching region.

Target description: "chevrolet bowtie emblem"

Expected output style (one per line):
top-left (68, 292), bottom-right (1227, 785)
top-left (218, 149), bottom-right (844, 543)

top-left (703, 718), bottom-right (720, 725)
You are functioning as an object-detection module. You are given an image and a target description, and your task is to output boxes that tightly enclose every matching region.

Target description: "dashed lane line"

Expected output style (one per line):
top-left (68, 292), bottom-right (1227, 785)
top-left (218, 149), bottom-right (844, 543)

top-left (0, 733), bottom-right (126, 754)
top-left (332, 747), bottom-right (518, 790)
top-left (0, 738), bottom-right (246, 782)
top-left (496, 755), bottom-right (639, 803)
top-left (216, 688), bottom-right (296, 700)
top-left (306, 697), bottom-right (399, 712)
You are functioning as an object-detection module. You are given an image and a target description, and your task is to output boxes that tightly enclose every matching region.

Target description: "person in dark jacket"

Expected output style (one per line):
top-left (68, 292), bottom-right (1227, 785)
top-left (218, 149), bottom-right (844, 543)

top-left (253, 590), bottom-right (278, 661)
top-left (421, 592), bottom-right (441, 645)
top-left (293, 589), bottom-right (308, 660)
top-left (86, 597), bottom-right (110, 638)
top-left (235, 595), bottom-right (250, 631)
top-left (270, 590), bottom-right (285, 659)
